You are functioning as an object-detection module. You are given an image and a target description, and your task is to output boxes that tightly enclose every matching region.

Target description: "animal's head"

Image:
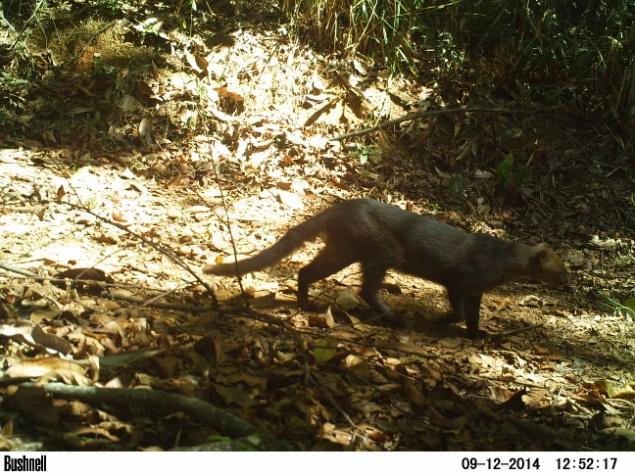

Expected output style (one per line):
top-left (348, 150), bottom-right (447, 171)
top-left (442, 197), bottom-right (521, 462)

top-left (529, 243), bottom-right (568, 286)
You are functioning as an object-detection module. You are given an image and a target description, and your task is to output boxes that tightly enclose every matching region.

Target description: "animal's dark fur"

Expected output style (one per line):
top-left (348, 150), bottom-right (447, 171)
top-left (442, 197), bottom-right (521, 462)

top-left (204, 199), bottom-right (567, 338)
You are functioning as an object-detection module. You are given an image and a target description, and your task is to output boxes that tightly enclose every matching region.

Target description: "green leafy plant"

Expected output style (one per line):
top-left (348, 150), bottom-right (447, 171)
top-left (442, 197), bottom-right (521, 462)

top-left (602, 294), bottom-right (635, 317)
top-left (496, 153), bottom-right (528, 188)
top-left (447, 174), bottom-right (465, 197)
top-left (87, 0), bottom-right (124, 15)
top-left (354, 145), bottom-right (383, 165)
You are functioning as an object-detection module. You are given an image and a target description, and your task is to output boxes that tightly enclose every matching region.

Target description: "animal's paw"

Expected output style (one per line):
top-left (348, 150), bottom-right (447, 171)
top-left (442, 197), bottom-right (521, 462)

top-left (434, 311), bottom-right (462, 325)
top-left (381, 312), bottom-right (407, 328)
top-left (298, 297), bottom-right (323, 312)
top-left (466, 328), bottom-right (491, 340)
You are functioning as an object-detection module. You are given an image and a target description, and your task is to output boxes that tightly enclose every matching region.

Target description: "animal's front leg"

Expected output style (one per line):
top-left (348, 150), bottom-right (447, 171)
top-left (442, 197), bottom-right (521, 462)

top-left (464, 294), bottom-right (487, 339)
top-left (436, 288), bottom-right (464, 324)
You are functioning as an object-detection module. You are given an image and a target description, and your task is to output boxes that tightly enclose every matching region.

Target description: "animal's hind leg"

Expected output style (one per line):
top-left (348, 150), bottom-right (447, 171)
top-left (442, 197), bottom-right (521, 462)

top-left (297, 245), bottom-right (354, 309)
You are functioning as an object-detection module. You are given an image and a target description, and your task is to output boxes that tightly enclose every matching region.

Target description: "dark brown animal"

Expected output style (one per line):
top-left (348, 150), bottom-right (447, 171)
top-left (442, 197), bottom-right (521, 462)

top-left (204, 199), bottom-right (567, 338)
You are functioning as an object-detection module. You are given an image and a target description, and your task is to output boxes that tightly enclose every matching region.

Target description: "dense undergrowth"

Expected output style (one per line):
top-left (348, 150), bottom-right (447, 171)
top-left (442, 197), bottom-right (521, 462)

top-left (1, 1), bottom-right (634, 140)
top-left (283, 0), bottom-right (635, 127)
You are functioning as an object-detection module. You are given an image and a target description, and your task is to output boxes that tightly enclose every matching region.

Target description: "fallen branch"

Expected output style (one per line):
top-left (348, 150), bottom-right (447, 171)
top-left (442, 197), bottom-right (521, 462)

top-left (0, 271), bottom-right (174, 293)
top-left (229, 306), bottom-right (442, 360)
top-left (0, 262), bottom-right (42, 278)
top-left (174, 434), bottom-right (296, 451)
top-left (108, 292), bottom-right (214, 313)
top-left (0, 264), bottom-right (211, 313)
top-left (30, 382), bottom-right (258, 439)
top-left (330, 106), bottom-right (533, 141)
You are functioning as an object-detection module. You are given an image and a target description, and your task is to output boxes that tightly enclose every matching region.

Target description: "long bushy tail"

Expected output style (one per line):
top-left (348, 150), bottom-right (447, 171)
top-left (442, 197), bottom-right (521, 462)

top-left (203, 209), bottom-right (331, 276)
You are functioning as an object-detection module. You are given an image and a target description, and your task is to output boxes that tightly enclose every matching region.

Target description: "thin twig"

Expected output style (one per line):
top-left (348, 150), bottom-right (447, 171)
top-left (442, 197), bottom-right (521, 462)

top-left (140, 282), bottom-right (190, 307)
top-left (311, 374), bottom-right (357, 427)
top-left (330, 107), bottom-right (525, 141)
top-left (0, 8), bottom-right (16, 32)
top-left (195, 172), bottom-right (247, 303)
top-left (0, 265), bottom-right (213, 313)
top-left (104, 293), bottom-right (214, 313)
top-left (330, 105), bottom-right (588, 141)
top-left (9, 0), bottom-right (46, 48)
top-left (56, 200), bottom-right (218, 308)
top-left (0, 269), bottom-right (184, 293)
top-left (490, 322), bottom-right (544, 339)
top-left (0, 262), bottom-right (41, 278)
top-left (229, 306), bottom-right (442, 360)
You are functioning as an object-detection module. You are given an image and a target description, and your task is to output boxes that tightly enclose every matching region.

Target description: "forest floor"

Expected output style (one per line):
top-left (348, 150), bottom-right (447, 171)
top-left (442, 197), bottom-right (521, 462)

top-left (1, 5), bottom-right (634, 450)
